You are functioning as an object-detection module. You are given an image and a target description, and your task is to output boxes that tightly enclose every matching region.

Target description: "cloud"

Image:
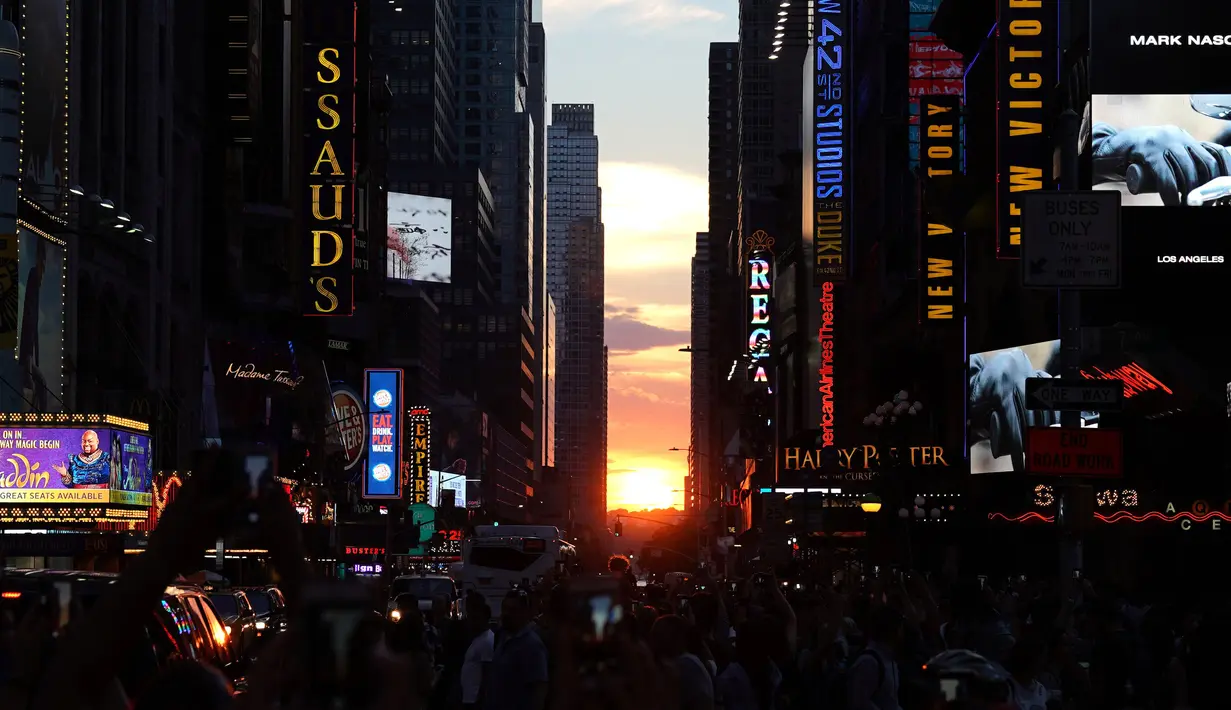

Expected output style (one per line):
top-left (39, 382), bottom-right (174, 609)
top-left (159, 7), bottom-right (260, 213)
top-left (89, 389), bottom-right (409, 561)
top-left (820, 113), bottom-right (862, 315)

top-left (599, 162), bottom-right (707, 271)
top-left (612, 385), bottom-right (685, 406)
top-left (606, 313), bottom-right (688, 353)
top-left (544, 0), bottom-right (725, 29)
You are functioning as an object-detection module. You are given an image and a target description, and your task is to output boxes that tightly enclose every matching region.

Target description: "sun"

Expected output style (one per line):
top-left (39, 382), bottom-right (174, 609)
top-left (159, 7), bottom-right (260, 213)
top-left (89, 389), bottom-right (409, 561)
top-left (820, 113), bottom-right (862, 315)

top-left (607, 467), bottom-right (682, 511)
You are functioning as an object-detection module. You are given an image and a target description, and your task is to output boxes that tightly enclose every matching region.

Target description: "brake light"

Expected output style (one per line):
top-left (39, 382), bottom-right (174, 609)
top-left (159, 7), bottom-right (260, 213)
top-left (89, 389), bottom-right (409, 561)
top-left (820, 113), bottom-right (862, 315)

top-left (1, 591), bottom-right (20, 599)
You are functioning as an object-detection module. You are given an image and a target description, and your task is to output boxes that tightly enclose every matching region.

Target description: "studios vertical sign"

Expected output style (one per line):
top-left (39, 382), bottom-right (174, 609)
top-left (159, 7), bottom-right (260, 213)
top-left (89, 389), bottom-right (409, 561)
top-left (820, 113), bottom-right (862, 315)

top-left (919, 95), bottom-right (964, 325)
top-left (302, 0), bottom-right (356, 315)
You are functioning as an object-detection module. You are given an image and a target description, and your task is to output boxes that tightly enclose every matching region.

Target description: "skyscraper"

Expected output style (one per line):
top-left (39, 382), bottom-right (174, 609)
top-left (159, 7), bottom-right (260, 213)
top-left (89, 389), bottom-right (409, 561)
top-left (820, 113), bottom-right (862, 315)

top-left (546, 103), bottom-right (606, 527)
top-left (690, 232), bottom-right (712, 514)
top-left (529, 23), bottom-right (552, 473)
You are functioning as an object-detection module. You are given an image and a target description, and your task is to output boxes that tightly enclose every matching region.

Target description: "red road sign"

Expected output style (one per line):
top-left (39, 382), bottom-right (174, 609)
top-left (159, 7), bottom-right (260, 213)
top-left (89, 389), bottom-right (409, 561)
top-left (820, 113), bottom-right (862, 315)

top-left (1026, 427), bottom-right (1123, 477)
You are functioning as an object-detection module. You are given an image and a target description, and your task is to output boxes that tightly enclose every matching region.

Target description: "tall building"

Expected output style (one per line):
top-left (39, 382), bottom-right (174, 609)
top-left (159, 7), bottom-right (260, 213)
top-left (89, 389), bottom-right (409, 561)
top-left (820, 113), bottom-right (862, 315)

top-left (689, 233), bottom-right (712, 514)
top-left (528, 22), bottom-right (552, 475)
top-left (455, 0), bottom-right (538, 487)
top-left (371, 0), bottom-right (457, 172)
top-left (546, 103), bottom-right (606, 526)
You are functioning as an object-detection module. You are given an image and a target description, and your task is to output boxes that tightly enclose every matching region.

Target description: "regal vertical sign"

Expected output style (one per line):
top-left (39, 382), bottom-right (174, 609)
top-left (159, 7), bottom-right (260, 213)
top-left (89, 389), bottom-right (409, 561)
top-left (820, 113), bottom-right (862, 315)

top-left (746, 231), bottom-right (774, 388)
top-left (363, 369), bottom-right (403, 499)
top-left (812, 0), bottom-right (852, 284)
top-left (302, 0), bottom-right (356, 314)
top-left (995, 0), bottom-right (1057, 259)
top-left (919, 95), bottom-right (964, 325)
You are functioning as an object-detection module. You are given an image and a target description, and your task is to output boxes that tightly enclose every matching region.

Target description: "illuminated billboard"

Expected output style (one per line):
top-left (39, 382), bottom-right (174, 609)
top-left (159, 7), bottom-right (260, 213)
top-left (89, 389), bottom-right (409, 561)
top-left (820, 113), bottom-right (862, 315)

top-left (19, 0), bottom-right (70, 217)
top-left (817, 282), bottom-right (837, 446)
top-left (330, 384), bottom-right (365, 472)
top-left (429, 469), bottom-right (466, 508)
top-left (919, 95), bottom-right (963, 325)
top-left (809, 0), bottom-right (852, 283)
top-left (968, 340), bottom-right (1066, 473)
top-left (0, 422), bottom-right (151, 506)
top-left (362, 369), bottom-right (402, 499)
top-left (387, 193), bottom-right (453, 284)
top-left (406, 407), bottom-right (431, 505)
top-left (301, 0), bottom-right (356, 315)
top-left (746, 231), bottom-right (774, 387)
top-left (995, 0), bottom-right (1057, 259)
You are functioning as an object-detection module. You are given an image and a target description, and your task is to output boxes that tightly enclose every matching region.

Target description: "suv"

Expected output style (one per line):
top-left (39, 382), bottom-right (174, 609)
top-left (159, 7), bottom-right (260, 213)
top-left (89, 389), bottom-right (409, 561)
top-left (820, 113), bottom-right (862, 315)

top-left (237, 586), bottom-right (287, 640)
top-left (0, 570), bottom-right (246, 696)
top-left (206, 589), bottom-right (259, 659)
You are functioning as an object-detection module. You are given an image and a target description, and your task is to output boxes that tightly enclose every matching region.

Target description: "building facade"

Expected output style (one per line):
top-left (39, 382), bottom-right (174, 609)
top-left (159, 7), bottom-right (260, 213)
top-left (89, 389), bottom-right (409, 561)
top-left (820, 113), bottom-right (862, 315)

top-left (689, 232), bottom-right (712, 514)
top-left (546, 103), bottom-right (606, 526)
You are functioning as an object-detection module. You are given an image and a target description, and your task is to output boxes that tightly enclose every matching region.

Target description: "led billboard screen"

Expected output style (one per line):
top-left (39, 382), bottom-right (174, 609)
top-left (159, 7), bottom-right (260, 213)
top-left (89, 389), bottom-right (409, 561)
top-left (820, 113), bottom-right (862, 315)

top-left (19, 0), bottom-right (69, 216)
top-left (0, 426), bottom-right (152, 505)
top-left (362, 369), bottom-right (403, 499)
top-left (1088, 2), bottom-right (1231, 272)
top-left (429, 470), bottom-right (466, 508)
top-left (995, 0), bottom-right (1058, 259)
top-left (301, 0), bottom-right (356, 315)
top-left (809, 0), bottom-right (853, 284)
top-left (387, 192), bottom-right (452, 284)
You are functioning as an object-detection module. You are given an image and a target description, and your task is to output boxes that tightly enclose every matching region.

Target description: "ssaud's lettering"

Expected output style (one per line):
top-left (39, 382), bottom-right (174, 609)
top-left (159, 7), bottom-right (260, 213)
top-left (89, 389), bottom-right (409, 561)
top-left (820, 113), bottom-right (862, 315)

top-left (303, 3), bottom-right (356, 315)
top-left (996, 0), bottom-right (1055, 258)
top-left (813, 0), bottom-right (851, 282)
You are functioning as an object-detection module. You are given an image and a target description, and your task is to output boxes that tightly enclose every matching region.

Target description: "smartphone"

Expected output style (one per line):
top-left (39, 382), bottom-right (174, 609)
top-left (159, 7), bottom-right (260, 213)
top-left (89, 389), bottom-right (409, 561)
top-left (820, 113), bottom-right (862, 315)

top-left (676, 596), bottom-right (691, 610)
top-left (977, 575), bottom-right (987, 590)
top-left (727, 581), bottom-right (739, 594)
top-left (53, 581), bottom-right (71, 629)
top-left (301, 581), bottom-right (377, 703)
top-left (1072, 569), bottom-right (1082, 580)
top-left (570, 576), bottom-right (626, 676)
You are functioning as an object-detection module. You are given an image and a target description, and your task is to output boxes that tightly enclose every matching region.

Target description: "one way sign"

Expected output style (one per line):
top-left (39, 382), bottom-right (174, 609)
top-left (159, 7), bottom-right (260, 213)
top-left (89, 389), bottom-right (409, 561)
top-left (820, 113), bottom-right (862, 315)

top-left (1025, 378), bottom-right (1124, 412)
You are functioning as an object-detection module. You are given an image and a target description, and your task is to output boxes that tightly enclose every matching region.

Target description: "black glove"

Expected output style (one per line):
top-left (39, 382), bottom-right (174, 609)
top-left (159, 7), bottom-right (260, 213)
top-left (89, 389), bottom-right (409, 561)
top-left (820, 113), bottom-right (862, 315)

top-left (1093, 123), bottom-right (1231, 205)
top-left (968, 350), bottom-right (1059, 471)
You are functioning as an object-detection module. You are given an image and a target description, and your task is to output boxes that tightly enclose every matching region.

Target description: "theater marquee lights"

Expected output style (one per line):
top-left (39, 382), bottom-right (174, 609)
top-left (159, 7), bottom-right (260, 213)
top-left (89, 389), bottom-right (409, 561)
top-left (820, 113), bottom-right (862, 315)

top-left (811, 0), bottom-right (852, 283)
top-left (919, 95), bottom-right (964, 324)
top-left (406, 407), bottom-right (431, 505)
top-left (995, 0), bottom-right (1056, 258)
top-left (302, 0), bottom-right (356, 315)
top-left (746, 231), bottom-right (774, 386)
top-left (819, 282), bottom-right (836, 446)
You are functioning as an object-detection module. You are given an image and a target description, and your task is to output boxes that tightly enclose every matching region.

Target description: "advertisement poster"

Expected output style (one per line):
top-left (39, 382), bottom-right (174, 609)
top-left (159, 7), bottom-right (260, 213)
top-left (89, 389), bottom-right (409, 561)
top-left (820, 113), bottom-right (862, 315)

top-left (808, 0), bottom-right (852, 283)
top-left (19, 0), bottom-right (69, 215)
top-left (15, 230), bottom-right (64, 412)
top-left (387, 193), bottom-right (453, 283)
top-left (110, 431), bottom-right (153, 505)
top-left (1088, 2), bottom-right (1231, 272)
top-left (330, 384), bottom-right (366, 472)
top-left (0, 427), bottom-right (114, 503)
top-left (362, 369), bottom-right (403, 499)
top-left (429, 470), bottom-right (466, 508)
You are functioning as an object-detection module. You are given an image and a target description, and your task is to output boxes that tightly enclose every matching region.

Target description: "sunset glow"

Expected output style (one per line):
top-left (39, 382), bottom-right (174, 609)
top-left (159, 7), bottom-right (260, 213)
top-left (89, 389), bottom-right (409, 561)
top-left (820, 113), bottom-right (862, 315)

top-left (602, 161), bottom-right (701, 512)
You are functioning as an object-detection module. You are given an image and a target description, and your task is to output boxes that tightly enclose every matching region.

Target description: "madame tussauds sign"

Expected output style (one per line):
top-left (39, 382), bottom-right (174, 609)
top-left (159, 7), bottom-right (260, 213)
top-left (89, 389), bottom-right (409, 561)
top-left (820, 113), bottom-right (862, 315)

top-left (225, 362), bottom-right (305, 390)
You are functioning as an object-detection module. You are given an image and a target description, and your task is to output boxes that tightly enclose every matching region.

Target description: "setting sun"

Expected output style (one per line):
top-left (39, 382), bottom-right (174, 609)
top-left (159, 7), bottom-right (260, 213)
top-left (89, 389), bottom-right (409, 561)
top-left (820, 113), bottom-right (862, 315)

top-left (608, 465), bottom-right (685, 511)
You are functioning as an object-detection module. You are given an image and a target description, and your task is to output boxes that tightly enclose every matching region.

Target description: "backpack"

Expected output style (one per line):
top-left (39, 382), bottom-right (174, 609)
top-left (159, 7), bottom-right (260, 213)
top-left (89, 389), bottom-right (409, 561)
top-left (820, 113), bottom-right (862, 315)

top-left (820, 647), bottom-right (885, 710)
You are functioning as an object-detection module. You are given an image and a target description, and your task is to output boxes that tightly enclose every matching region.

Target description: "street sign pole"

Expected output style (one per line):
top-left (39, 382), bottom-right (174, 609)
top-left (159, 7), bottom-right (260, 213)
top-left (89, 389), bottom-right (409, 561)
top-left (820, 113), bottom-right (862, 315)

top-left (1057, 110), bottom-right (1086, 583)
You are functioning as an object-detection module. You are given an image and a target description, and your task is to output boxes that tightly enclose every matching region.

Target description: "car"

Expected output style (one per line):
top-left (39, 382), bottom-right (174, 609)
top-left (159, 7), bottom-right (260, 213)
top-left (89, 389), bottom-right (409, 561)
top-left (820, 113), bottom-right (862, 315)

top-left (0, 569), bottom-right (246, 696)
top-left (206, 589), bottom-right (259, 660)
top-left (237, 586), bottom-right (287, 639)
top-left (387, 574), bottom-right (458, 621)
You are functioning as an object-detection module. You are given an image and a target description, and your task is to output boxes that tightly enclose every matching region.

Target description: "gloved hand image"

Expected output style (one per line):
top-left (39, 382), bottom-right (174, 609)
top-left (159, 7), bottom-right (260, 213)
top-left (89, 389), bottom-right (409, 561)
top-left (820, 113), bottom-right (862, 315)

top-left (1092, 94), bottom-right (1231, 206)
top-left (968, 342), bottom-right (1061, 473)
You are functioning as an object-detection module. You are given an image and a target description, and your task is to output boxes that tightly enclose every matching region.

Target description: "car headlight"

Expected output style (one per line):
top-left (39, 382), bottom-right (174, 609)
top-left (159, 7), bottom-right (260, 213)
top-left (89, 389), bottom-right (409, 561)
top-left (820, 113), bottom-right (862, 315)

top-left (390, 609), bottom-right (402, 622)
top-left (225, 625), bottom-right (232, 635)
top-left (256, 621), bottom-right (266, 630)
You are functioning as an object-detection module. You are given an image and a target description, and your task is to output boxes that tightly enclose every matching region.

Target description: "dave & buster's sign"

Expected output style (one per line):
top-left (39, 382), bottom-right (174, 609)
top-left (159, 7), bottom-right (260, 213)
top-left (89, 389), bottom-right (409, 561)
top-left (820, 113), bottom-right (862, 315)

top-left (302, 0), bottom-right (356, 314)
top-left (811, 0), bottom-right (852, 283)
top-left (995, 0), bottom-right (1057, 258)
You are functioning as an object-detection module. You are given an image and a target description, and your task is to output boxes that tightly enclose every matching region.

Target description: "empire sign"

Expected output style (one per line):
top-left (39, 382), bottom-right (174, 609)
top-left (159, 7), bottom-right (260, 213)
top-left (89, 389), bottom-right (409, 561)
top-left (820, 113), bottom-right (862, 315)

top-left (302, 0), bottom-right (356, 315)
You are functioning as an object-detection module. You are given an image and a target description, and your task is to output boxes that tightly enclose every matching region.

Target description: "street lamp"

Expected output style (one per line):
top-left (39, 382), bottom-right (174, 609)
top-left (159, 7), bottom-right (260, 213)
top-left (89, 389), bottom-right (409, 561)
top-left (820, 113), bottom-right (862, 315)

top-left (860, 494), bottom-right (883, 514)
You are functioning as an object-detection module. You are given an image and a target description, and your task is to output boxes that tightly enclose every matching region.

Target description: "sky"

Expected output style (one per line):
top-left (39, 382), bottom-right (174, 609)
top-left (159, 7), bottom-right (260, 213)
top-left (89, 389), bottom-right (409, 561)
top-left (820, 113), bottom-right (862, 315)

top-left (537, 0), bottom-right (737, 511)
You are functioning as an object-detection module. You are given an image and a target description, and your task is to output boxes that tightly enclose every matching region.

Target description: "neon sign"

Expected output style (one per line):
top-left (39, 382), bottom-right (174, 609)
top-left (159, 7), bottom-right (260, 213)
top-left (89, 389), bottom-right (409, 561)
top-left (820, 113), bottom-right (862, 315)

top-left (812, 0), bottom-right (852, 282)
top-left (747, 231), bottom-right (774, 385)
top-left (819, 282), bottom-right (836, 445)
top-left (1079, 362), bottom-right (1171, 398)
top-left (302, 0), bottom-right (356, 314)
top-left (995, 0), bottom-right (1057, 257)
top-left (919, 95), bottom-right (962, 323)
top-left (782, 445), bottom-right (947, 470)
top-left (362, 369), bottom-right (403, 499)
top-left (405, 407), bottom-right (431, 505)
top-left (1032, 484), bottom-right (1138, 508)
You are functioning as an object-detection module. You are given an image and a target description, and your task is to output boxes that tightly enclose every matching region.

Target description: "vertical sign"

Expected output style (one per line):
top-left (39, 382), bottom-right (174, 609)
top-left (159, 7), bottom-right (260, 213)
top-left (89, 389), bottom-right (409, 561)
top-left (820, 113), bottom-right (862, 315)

top-left (818, 281), bottom-right (836, 446)
top-left (995, 0), bottom-right (1057, 258)
top-left (302, 0), bottom-right (356, 314)
top-left (746, 231), bottom-right (774, 388)
top-left (812, 0), bottom-right (852, 283)
top-left (406, 407), bottom-right (431, 505)
top-left (362, 368), bottom-right (402, 499)
top-left (919, 95), bottom-right (964, 324)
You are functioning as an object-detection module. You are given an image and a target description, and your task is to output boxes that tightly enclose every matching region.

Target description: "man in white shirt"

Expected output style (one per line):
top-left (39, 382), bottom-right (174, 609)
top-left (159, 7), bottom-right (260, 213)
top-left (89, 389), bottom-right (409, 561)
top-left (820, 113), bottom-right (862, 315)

top-left (848, 607), bottom-right (904, 710)
top-left (460, 602), bottom-right (495, 709)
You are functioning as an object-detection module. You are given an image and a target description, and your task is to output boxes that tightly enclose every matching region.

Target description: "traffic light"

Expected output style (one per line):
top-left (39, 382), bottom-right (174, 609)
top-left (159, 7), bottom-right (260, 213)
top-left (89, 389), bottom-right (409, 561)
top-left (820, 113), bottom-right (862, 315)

top-left (614, 520), bottom-right (623, 537)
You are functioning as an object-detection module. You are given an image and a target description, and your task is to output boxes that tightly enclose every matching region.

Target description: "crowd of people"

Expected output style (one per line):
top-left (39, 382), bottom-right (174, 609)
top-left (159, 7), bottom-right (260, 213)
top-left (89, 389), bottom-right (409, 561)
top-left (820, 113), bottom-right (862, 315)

top-left (0, 452), bottom-right (1226, 710)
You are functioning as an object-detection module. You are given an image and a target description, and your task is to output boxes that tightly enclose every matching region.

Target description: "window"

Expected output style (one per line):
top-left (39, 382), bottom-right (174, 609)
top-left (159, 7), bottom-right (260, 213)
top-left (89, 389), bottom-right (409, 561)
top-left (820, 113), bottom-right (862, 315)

top-left (410, 30), bottom-right (430, 45)
top-left (391, 30), bottom-right (409, 45)
top-left (409, 80), bottom-right (429, 95)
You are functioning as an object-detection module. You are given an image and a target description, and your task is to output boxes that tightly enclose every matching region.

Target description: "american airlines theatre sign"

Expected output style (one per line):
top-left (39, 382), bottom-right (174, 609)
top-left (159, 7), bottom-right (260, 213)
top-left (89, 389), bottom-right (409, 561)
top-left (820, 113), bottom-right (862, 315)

top-left (780, 444), bottom-right (950, 481)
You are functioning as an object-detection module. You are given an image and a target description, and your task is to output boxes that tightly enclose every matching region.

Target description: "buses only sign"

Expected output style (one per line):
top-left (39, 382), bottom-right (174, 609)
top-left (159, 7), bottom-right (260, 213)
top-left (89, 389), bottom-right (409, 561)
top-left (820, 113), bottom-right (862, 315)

top-left (1026, 427), bottom-right (1123, 477)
